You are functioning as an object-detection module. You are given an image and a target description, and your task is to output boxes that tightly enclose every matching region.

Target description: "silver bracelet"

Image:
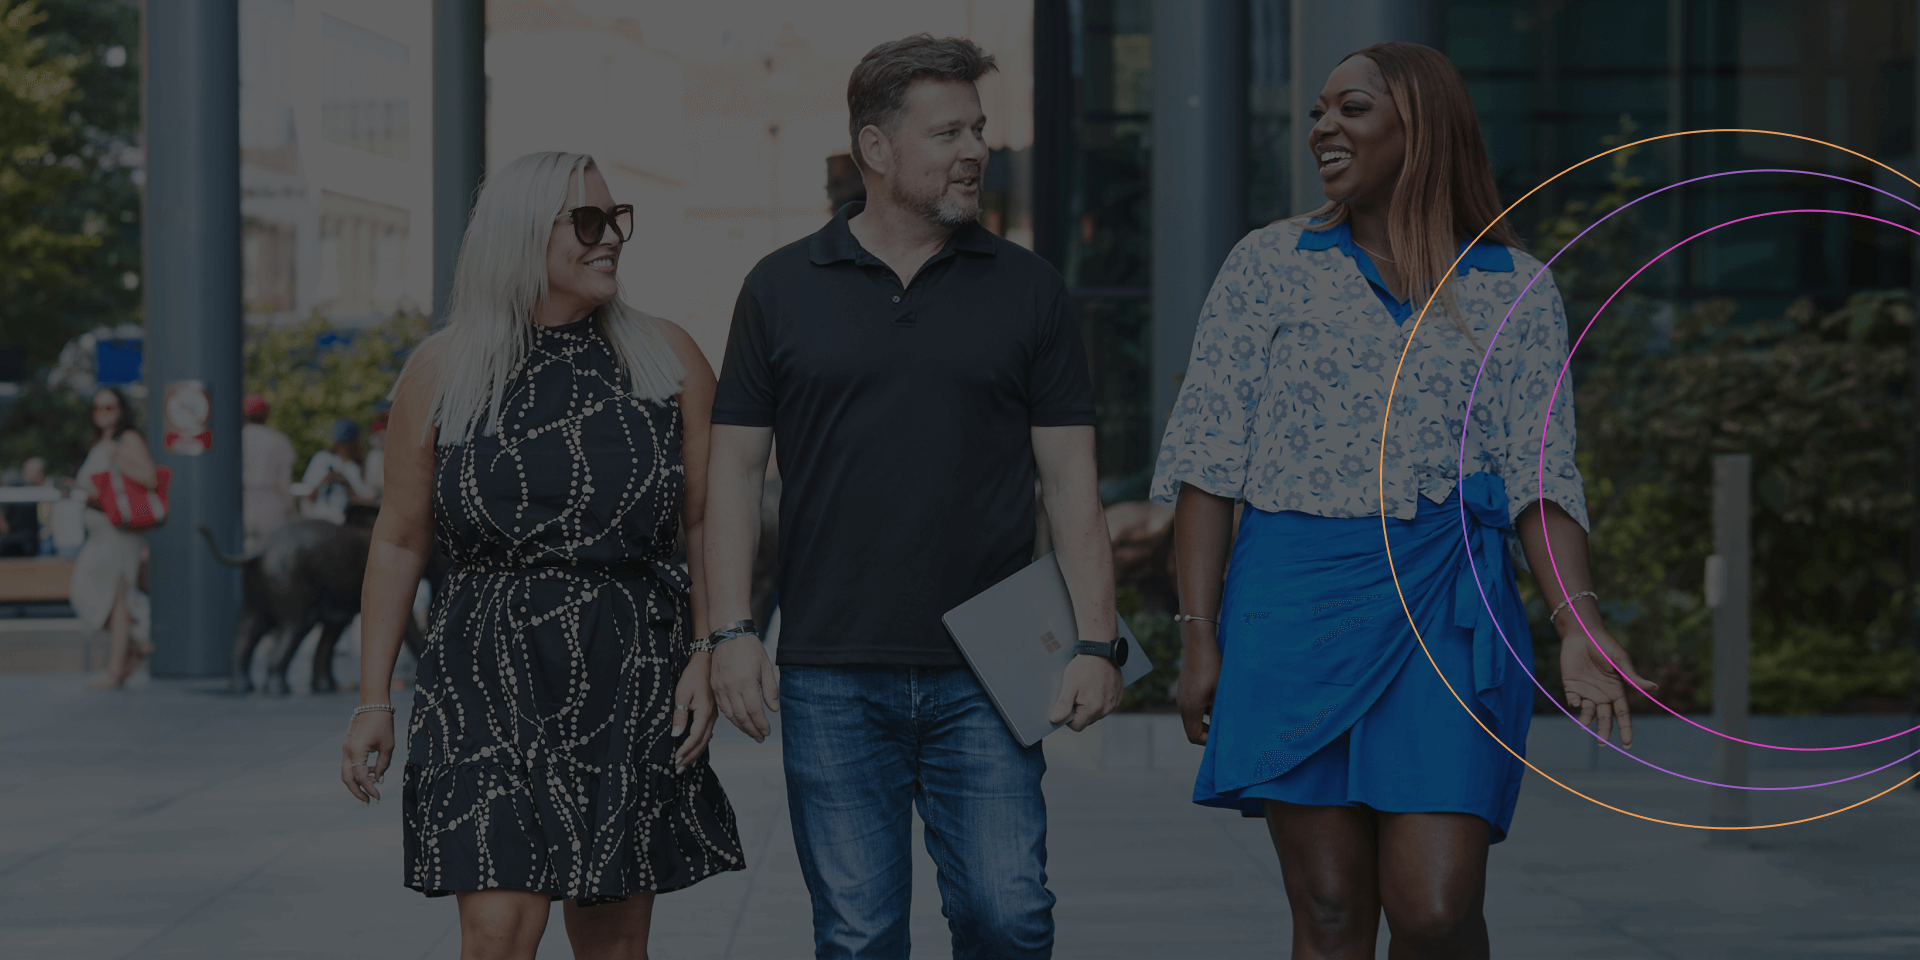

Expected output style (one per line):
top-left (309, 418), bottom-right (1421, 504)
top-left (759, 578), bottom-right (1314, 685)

top-left (1173, 614), bottom-right (1219, 626)
top-left (692, 619), bottom-right (760, 654)
top-left (1548, 591), bottom-right (1599, 626)
top-left (352, 703), bottom-right (395, 720)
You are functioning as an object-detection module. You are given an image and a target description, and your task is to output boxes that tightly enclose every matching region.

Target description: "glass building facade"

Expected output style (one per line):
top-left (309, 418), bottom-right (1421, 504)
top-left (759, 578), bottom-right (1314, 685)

top-left (1039, 0), bottom-right (1293, 499)
top-left (1036, 0), bottom-right (1916, 497)
top-left (1452, 0), bottom-right (1916, 321)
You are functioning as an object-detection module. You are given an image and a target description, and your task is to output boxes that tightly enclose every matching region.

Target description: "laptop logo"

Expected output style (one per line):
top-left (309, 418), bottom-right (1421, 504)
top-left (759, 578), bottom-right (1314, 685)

top-left (1040, 630), bottom-right (1061, 653)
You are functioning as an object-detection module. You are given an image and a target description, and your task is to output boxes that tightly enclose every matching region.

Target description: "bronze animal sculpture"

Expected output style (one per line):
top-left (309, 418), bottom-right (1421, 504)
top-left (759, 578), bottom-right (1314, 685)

top-left (199, 518), bottom-right (425, 694)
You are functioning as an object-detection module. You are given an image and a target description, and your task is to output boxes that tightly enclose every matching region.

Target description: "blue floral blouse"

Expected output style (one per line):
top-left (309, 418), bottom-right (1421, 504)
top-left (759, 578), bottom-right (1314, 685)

top-left (1149, 218), bottom-right (1589, 530)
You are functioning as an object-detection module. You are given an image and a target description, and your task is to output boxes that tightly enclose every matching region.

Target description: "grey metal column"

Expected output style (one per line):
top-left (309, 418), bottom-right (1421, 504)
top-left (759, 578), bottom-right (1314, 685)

top-left (1708, 453), bottom-right (1752, 844)
top-left (143, 2), bottom-right (241, 678)
top-left (1031, 0), bottom-right (1073, 274)
top-left (433, 0), bottom-right (487, 322)
top-left (1909, 4), bottom-right (1920, 786)
top-left (1150, 0), bottom-right (1246, 434)
top-left (1289, 0), bottom-right (1443, 216)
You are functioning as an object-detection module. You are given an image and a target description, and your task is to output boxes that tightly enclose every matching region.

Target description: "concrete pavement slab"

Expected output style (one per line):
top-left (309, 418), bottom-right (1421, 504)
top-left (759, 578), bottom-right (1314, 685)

top-left (3, 674), bottom-right (1917, 958)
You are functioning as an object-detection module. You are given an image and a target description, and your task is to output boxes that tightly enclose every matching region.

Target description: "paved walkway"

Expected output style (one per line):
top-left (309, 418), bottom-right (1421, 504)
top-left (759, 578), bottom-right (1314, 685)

top-left (3, 669), bottom-right (1918, 959)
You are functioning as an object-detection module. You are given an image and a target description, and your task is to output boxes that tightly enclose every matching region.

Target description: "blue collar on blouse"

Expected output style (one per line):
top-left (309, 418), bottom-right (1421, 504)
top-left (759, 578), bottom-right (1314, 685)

top-left (1297, 219), bottom-right (1515, 325)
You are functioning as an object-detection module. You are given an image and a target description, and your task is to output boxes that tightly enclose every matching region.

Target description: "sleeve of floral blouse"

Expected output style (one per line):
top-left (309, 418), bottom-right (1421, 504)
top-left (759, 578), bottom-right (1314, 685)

top-left (1148, 231), bottom-right (1277, 506)
top-left (1504, 265), bottom-right (1590, 531)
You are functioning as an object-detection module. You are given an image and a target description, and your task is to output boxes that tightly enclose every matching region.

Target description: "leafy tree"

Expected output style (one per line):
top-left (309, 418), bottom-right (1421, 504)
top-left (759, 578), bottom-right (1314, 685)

top-left (0, 0), bottom-right (110, 371)
top-left (1116, 584), bottom-right (1179, 712)
top-left (1563, 292), bottom-right (1914, 715)
top-left (244, 312), bottom-right (428, 469)
top-left (0, 380), bottom-right (90, 474)
top-left (1516, 118), bottom-right (1914, 714)
top-left (19, 0), bottom-right (142, 352)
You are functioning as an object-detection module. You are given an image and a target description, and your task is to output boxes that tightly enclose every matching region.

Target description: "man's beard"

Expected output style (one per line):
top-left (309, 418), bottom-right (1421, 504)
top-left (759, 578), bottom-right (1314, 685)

top-left (892, 175), bottom-right (980, 229)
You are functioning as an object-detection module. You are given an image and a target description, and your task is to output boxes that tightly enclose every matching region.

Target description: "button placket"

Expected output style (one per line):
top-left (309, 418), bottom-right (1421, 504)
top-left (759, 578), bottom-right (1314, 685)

top-left (890, 288), bottom-right (916, 326)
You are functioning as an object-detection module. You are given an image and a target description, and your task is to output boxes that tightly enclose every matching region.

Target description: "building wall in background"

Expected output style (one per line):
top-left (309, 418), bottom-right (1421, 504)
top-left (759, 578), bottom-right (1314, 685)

top-left (485, 0), bottom-right (1036, 372)
top-left (239, 0), bottom-right (433, 327)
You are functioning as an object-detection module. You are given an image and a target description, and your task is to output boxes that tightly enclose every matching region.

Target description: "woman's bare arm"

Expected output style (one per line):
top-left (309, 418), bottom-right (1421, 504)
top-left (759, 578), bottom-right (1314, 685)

top-left (659, 319), bottom-right (721, 770)
top-left (111, 431), bottom-right (158, 490)
top-left (663, 322), bottom-right (718, 643)
top-left (343, 342), bottom-right (441, 802)
top-left (1517, 499), bottom-right (1655, 745)
top-left (1173, 483), bottom-right (1235, 745)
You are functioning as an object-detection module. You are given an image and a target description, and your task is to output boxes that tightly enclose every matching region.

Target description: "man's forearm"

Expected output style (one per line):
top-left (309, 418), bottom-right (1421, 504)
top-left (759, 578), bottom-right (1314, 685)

top-left (703, 456), bottom-right (766, 627)
top-left (1047, 491), bottom-right (1116, 645)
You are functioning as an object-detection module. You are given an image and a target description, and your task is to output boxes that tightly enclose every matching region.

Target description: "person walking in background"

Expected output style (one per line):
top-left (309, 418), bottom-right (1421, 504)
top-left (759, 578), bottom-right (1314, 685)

top-left (0, 457), bottom-right (48, 555)
top-left (361, 407), bottom-right (389, 503)
top-left (705, 35), bottom-right (1121, 959)
top-left (339, 151), bottom-right (742, 959)
top-left (240, 394), bottom-right (296, 550)
top-left (1158, 43), bottom-right (1654, 959)
top-left (72, 387), bottom-right (155, 690)
top-left (300, 417), bottom-right (372, 524)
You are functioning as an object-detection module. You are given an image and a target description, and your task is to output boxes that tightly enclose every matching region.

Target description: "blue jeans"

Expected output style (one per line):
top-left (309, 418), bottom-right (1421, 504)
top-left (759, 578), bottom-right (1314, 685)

top-left (781, 665), bottom-right (1054, 959)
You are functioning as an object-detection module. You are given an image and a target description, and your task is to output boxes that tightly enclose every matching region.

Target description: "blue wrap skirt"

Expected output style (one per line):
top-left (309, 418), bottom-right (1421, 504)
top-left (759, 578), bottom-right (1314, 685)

top-left (1196, 473), bottom-right (1536, 841)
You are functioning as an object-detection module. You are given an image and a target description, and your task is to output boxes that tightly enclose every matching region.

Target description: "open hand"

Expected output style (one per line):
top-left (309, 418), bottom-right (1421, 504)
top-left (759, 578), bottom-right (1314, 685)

top-left (1558, 624), bottom-right (1656, 747)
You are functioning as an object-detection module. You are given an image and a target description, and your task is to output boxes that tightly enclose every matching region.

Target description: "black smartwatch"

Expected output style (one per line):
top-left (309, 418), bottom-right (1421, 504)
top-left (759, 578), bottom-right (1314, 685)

top-left (1073, 637), bottom-right (1129, 668)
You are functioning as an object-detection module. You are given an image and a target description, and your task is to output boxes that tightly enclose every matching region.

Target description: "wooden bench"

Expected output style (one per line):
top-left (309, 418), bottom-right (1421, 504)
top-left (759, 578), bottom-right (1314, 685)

top-left (0, 558), bottom-right (89, 673)
top-left (0, 558), bottom-right (75, 603)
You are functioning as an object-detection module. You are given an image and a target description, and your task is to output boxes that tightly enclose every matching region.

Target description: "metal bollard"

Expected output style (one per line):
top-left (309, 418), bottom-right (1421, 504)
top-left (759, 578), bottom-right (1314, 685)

top-left (1707, 454), bottom-right (1751, 846)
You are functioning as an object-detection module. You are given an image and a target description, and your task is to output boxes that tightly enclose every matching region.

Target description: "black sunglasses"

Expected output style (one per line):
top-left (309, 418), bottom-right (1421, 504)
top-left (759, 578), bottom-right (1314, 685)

top-left (559, 204), bottom-right (634, 246)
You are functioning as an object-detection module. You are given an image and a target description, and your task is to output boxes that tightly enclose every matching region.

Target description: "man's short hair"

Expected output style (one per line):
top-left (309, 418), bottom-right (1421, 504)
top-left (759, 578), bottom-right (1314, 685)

top-left (846, 33), bottom-right (997, 170)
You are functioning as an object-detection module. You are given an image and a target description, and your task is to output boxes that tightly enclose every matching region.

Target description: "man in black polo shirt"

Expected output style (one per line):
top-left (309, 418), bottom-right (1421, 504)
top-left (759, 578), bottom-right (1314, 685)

top-left (704, 34), bottom-right (1121, 960)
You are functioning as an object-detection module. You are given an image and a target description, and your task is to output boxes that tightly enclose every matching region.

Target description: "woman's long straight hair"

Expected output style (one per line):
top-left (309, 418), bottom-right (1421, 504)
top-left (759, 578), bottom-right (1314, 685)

top-left (1299, 42), bottom-right (1521, 334)
top-left (407, 151), bottom-right (684, 445)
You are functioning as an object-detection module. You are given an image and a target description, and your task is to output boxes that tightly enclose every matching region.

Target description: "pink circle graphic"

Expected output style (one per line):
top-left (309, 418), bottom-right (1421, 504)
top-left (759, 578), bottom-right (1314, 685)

top-left (1449, 169), bottom-right (1920, 793)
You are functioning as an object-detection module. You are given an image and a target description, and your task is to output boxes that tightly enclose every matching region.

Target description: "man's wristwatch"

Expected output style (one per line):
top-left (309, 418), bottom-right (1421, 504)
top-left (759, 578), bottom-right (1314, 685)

top-left (1073, 637), bottom-right (1129, 668)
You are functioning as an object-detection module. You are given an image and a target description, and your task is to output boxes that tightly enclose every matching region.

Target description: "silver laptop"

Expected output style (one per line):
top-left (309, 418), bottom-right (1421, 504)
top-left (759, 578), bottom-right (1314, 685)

top-left (941, 552), bottom-right (1156, 747)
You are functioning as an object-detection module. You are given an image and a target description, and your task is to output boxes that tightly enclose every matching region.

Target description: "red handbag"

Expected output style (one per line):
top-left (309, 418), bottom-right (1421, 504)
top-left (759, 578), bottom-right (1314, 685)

top-left (90, 465), bottom-right (172, 531)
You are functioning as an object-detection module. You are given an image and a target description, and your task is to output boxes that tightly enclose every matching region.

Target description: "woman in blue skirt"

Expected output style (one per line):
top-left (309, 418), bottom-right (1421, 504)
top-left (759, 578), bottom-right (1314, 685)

top-left (1154, 43), bottom-right (1655, 959)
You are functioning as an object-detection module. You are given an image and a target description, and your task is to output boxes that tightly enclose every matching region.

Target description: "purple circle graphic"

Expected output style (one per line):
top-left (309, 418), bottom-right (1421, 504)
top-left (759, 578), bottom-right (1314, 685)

top-left (1442, 169), bottom-right (1920, 791)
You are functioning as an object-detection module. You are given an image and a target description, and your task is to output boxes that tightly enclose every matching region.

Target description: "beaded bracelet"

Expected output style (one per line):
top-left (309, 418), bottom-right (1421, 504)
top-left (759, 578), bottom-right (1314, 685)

top-left (1548, 590), bottom-right (1599, 626)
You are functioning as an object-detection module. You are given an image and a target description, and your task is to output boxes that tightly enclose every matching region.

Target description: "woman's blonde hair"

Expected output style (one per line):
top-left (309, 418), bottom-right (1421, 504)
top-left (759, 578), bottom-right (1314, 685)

top-left (1298, 42), bottom-right (1521, 334)
top-left (405, 151), bottom-right (684, 445)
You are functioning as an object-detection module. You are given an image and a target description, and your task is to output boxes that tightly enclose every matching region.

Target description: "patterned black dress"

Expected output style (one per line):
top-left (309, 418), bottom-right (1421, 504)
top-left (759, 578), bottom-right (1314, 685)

top-left (402, 316), bottom-right (743, 904)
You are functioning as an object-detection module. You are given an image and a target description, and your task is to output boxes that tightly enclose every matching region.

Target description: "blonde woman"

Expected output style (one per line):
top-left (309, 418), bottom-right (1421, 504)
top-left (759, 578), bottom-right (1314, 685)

top-left (340, 152), bottom-right (743, 959)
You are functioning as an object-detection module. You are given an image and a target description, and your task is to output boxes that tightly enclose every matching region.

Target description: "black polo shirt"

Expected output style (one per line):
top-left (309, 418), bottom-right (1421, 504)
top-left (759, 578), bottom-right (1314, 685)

top-left (712, 203), bottom-right (1097, 666)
